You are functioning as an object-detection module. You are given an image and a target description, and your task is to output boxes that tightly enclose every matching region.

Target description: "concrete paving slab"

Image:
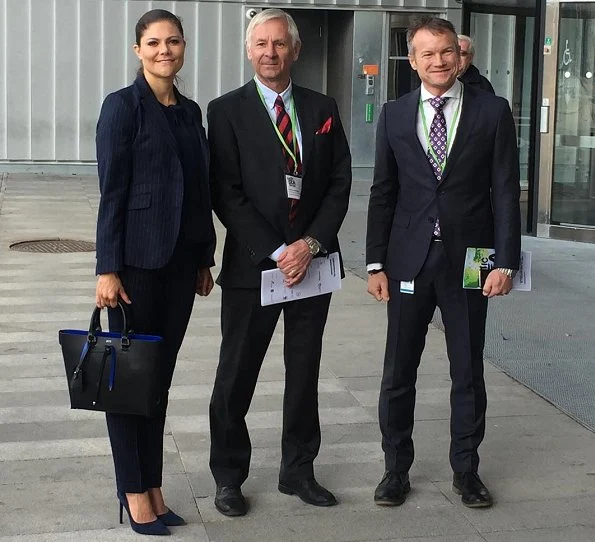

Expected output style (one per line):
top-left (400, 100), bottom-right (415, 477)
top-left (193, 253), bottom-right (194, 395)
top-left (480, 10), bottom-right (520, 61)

top-left (0, 524), bottom-right (210, 541)
top-left (0, 473), bottom-right (199, 537)
top-left (0, 434), bottom-right (177, 461)
top-left (200, 502), bottom-right (478, 542)
top-left (0, 453), bottom-right (184, 485)
top-left (484, 525), bottom-right (595, 541)
top-left (0, 419), bottom-right (107, 442)
top-left (459, 494), bottom-right (595, 533)
top-left (2, 174), bottom-right (595, 541)
top-left (361, 537), bottom-right (485, 542)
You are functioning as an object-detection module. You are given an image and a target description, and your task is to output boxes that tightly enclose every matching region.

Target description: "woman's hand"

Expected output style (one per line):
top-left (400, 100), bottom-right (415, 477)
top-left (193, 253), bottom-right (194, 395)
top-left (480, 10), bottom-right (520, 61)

top-left (196, 267), bottom-right (214, 296)
top-left (96, 273), bottom-right (131, 308)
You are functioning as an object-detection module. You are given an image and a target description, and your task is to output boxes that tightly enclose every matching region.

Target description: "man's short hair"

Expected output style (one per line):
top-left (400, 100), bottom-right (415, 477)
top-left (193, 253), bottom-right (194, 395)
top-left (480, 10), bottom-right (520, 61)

top-left (458, 34), bottom-right (475, 56)
top-left (407, 16), bottom-right (458, 54)
top-left (245, 8), bottom-right (301, 50)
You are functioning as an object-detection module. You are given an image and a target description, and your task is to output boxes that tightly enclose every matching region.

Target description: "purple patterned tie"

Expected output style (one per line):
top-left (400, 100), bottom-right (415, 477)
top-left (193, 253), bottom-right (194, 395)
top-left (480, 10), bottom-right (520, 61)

top-left (427, 96), bottom-right (449, 236)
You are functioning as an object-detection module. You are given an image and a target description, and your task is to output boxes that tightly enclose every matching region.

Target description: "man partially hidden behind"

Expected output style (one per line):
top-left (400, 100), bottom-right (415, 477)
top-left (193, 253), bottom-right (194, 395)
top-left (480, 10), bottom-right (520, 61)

top-left (366, 17), bottom-right (520, 509)
top-left (207, 9), bottom-right (351, 517)
top-left (458, 34), bottom-right (496, 94)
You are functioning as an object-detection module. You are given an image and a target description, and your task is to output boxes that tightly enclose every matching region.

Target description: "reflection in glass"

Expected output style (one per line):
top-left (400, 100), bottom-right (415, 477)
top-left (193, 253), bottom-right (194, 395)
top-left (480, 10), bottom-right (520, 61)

top-left (552, 3), bottom-right (595, 226)
top-left (386, 13), bottom-right (425, 101)
top-left (470, 13), bottom-right (534, 192)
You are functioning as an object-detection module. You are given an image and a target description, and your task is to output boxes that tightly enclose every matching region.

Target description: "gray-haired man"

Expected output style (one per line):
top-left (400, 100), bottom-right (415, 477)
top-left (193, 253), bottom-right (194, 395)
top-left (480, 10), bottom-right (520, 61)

top-left (207, 8), bottom-right (351, 517)
top-left (458, 34), bottom-right (495, 94)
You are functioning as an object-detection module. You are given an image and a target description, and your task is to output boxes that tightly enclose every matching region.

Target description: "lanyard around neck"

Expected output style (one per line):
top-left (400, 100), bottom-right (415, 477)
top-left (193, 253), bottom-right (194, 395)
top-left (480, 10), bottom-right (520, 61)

top-left (255, 82), bottom-right (300, 174)
top-left (419, 87), bottom-right (463, 170)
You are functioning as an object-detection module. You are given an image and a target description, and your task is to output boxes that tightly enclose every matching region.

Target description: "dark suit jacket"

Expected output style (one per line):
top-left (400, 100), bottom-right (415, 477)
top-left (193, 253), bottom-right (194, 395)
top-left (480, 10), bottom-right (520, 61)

top-left (207, 80), bottom-right (352, 289)
top-left (366, 83), bottom-right (520, 282)
top-left (459, 64), bottom-right (495, 95)
top-left (95, 75), bottom-right (214, 274)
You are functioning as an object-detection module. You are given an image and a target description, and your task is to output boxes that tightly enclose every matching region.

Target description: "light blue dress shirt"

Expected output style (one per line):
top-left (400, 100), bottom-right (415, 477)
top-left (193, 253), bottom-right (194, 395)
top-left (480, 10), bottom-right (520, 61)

top-left (254, 77), bottom-right (304, 261)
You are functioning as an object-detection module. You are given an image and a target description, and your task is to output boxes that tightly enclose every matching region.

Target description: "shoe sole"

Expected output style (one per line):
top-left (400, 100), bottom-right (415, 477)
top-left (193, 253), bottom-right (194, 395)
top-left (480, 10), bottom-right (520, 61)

top-left (452, 484), bottom-right (493, 508)
top-left (278, 483), bottom-right (338, 507)
top-left (214, 500), bottom-right (247, 517)
top-left (374, 482), bottom-right (411, 506)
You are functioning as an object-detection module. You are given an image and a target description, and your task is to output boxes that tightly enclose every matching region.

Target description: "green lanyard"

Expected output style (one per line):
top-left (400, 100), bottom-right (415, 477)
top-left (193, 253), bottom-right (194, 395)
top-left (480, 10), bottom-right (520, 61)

top-left (419, 88), bottom-right (463, 171)
top-left (255, 82), bottom-right (301, 175)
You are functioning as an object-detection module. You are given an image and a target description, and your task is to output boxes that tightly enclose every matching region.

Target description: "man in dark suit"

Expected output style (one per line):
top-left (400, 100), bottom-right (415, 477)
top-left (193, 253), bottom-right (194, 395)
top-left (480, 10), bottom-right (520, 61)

top-left (458, 34), bottom-right (496, 95)
top-left (207, 8), bottom-right (351, 517)
top-left (366, 17), bottom-right (520, 509)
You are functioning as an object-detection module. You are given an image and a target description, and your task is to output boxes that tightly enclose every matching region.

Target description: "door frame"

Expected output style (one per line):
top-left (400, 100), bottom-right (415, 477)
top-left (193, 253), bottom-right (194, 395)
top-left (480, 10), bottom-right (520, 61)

top-left (537, 0), bottom-right (595, 242)
top-left (463, 1), bottom-right (545, 235)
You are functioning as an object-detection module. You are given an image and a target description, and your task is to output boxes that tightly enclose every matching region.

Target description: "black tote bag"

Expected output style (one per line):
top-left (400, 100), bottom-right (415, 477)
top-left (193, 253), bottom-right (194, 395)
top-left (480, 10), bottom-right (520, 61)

top-left (59, 302), bottom-right (164, 417)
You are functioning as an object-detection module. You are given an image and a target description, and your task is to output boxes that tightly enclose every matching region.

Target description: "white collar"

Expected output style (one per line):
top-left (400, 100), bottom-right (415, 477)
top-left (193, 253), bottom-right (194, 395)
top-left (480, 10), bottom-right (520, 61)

top-left (420, 79), bottom-right (462, 102)
top-left (254, 76), bottom-right (293, 110)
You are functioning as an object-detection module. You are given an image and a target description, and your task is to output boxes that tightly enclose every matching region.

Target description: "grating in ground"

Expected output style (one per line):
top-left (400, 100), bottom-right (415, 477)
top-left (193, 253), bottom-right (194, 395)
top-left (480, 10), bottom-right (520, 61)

top-left (9, 239), bottom-right (96, 253)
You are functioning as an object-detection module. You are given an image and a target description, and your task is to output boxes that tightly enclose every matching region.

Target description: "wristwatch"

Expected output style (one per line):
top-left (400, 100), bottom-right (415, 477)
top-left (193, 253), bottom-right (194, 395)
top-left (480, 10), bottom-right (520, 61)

top-left (368, 268), bottom-right (384, 275)
top-left (496, 268), bottom-right (517, 279)
top-left (302, 235), bottom-right (322, 256)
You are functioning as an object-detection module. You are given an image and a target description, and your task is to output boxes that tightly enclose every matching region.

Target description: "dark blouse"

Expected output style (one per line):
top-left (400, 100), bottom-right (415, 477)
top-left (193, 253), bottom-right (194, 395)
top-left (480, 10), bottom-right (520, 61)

top-left (159, 102), bottom-right (212, 247)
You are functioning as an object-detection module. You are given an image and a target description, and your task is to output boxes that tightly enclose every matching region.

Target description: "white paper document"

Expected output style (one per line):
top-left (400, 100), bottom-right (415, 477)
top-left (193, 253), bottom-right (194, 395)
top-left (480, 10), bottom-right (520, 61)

top-left (260, 252), bottom-right (342, 306)
top-left (462, 248), bottom-right (532, 291)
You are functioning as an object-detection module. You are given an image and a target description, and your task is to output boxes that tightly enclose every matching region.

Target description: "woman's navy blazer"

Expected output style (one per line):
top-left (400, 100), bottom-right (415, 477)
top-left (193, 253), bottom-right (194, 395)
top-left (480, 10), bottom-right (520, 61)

top-left (95, 75), bottom-right (214, 275)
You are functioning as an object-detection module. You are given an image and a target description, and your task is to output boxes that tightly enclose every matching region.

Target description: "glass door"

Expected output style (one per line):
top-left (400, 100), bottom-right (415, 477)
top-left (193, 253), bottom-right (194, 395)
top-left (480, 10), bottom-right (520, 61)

top-left (551, 3), bottom-right (595, 227)
top-left (468, 11), bottom-right (536, 232)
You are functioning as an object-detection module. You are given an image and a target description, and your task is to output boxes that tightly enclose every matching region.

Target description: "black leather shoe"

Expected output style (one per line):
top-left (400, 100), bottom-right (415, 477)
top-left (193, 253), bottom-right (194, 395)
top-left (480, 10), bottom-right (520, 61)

top-left (214, 486), bottom-right (247, 517)
top-left (374, 471), bottom-right (410, 506)
top-left (278, 478), bottom-right (338, 507)
top-left (453, 472), bottom-right (493, 508)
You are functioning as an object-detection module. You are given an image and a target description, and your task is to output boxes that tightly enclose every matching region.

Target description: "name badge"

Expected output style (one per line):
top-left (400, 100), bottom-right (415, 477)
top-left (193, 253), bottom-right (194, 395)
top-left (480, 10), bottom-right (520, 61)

top-left (285, 174), bottom-right (302, 200)
top-left (400, 280), bottom-right (414, 295)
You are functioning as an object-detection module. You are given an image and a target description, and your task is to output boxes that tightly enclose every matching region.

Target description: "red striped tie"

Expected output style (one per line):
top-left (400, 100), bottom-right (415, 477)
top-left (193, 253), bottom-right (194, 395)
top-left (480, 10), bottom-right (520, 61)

top-left (274, 95), bottom-right (301, 223)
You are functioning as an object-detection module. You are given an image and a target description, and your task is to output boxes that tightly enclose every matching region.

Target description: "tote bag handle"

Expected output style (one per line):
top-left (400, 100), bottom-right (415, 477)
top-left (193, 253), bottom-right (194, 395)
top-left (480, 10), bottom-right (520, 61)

top-left (88, 301), bottom-right (132, 348)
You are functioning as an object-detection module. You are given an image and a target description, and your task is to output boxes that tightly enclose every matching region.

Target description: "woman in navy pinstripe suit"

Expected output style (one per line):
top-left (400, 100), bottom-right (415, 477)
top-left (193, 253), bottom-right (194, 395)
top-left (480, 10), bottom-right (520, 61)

top-left (95, 9), bottom-right (215, 536)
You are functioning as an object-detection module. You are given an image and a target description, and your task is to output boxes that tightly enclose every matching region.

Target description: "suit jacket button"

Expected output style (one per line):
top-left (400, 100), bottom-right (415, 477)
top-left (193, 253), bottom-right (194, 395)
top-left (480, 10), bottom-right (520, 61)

top-left (428, 217), bottom-right (434, 223)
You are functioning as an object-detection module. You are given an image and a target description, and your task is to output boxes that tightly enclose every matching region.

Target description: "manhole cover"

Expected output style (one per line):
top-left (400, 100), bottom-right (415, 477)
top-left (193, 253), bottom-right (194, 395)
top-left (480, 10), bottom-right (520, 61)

top-left (9, 239), bottom-right (96, 253)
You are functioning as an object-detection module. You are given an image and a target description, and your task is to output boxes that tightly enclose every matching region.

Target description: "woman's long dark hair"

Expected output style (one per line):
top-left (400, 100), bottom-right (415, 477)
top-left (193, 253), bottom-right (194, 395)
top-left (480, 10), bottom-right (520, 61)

top-left (135, 9), bottom-right (184, 45)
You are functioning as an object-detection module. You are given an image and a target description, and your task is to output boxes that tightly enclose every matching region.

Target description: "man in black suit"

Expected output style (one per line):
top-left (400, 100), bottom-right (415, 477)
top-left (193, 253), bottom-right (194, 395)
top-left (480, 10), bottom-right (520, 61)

top-left (207, 8), bottom-right (351, 517)
top-left (458, 34), bottom-right (496, 95)
top-left (366, 17), bottom-right (520, 509)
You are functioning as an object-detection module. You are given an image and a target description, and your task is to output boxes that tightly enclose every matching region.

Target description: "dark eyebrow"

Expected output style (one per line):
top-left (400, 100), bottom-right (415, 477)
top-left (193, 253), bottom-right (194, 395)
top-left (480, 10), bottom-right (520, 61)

top-left (145, 35), bottom-right (182, 41)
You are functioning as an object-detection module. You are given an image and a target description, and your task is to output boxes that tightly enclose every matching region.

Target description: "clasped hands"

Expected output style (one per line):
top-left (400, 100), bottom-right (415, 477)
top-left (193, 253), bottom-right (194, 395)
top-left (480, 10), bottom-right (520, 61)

top-left (277, 240), bottom-right (312, 287)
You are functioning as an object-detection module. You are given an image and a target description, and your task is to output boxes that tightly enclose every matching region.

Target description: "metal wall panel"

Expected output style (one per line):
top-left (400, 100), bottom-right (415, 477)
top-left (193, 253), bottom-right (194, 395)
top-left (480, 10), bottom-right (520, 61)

top-left (0, 0), bottom-right (6, 158)
top-left (220, 3), bottom-right (246, 94)
top-left (6, 1), bottom-right (30, 160)
top-left (175, 1), bottom-right (199, 99)
top-left (55, 0), bottom-right (79, 160)
top-left (79, 0), bottom-right (102, 161)
top-left (31, 0), bottom-right (54, 159)
top-left (103, 0), bottom-right (128, 95)
top-left (0, 0), bottom-right (459, 164)
top-left (196, 2), bottom-right (222, 104)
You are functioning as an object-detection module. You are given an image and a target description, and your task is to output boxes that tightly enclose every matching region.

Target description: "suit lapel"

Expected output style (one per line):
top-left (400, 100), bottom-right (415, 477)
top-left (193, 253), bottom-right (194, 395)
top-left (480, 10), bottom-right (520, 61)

top-left (292, 85), bottom-right (314, 176)
top-left (441, 84), bottom-right (480, 183)
top-left (242, 81), bottom-right (287, 171)
top-left (134, 76), bottom-right (180, 158)
top-left (402, 88), bottom-right (437, 185)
